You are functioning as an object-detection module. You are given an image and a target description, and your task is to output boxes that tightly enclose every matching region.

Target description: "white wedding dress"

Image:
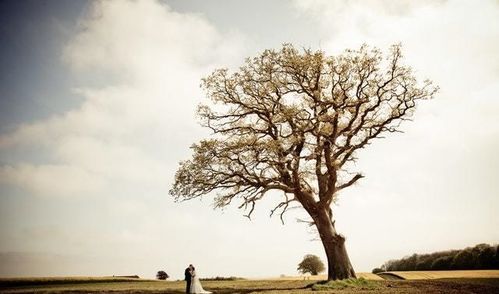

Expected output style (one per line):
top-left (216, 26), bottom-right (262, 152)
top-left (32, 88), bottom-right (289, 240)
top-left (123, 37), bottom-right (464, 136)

top-left (190, 270), bottom-right (212, 294)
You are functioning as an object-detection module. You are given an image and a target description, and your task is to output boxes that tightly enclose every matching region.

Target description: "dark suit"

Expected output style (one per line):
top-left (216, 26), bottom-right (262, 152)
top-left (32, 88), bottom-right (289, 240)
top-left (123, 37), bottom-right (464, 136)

top-left (184, 267), bottom-right (192, 293)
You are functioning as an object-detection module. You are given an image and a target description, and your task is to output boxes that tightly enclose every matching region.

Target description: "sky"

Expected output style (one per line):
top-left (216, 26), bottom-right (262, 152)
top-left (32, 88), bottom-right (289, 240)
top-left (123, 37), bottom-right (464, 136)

top-left (0, 0), bottom-right (498, 280)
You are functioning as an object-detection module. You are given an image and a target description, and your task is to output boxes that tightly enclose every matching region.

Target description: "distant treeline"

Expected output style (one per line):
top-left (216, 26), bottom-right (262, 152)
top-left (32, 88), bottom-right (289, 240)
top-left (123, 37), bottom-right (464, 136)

top-left (373, 243), bottom-right (499, 273)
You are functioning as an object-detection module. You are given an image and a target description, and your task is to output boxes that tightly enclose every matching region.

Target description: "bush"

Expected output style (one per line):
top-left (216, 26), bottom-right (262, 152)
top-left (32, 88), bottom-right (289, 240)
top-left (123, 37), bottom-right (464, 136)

top-left (156, 271), bottom-right (169, 280)
top-left (372, 268), bottom-right (383, 274)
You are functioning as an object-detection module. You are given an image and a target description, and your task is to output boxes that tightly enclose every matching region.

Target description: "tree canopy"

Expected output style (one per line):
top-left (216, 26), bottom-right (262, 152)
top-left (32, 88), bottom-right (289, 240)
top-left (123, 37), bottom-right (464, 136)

top-left (170, 44), bottom-right (436, 220)
top-left (156, 270), bottom-right (169, 280)
top-left (298, 254), bottom-right (326, 275)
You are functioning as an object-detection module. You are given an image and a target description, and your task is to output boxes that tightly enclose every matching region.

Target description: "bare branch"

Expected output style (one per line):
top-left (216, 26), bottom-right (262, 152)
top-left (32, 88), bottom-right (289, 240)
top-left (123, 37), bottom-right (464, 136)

top-left (171, 43), bottom-right (437, 220)
top-left (337, 173), bottom-right (364, 191)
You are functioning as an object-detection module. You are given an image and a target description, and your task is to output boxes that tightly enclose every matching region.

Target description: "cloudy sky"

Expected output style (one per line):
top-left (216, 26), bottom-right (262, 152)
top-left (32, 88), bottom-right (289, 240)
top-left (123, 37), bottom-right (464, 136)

top-left (0, 0), bottom-right (498, 279)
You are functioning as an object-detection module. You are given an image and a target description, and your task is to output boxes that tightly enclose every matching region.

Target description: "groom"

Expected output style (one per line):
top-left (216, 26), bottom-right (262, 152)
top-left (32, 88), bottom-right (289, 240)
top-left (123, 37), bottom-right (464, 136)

top-left (184, 264), bottom-right (193, 293)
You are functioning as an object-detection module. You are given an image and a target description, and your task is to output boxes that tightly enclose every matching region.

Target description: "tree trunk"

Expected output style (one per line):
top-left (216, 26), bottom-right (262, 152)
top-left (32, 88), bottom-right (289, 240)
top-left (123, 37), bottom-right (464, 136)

top-left (313, 208), bottom-right (356, 280)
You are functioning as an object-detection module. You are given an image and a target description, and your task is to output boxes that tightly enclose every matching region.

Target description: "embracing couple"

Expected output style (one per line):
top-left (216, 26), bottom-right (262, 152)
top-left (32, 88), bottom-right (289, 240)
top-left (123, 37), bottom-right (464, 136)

top-left (184, 264), bottom-right (212, 294)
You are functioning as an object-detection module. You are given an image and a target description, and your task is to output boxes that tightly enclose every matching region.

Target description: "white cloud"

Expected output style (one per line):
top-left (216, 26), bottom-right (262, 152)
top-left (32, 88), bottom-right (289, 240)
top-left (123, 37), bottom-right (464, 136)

top-left (293, 0), bottom-right (499, 89)
top-left (0, 163), bottom-right (105, 198)
top-left (0, 0), bottom-right (252, 278)
top-left (1, 0), bottom-right (324, 280)
top-left (0, 0), bottom-right (246, 198)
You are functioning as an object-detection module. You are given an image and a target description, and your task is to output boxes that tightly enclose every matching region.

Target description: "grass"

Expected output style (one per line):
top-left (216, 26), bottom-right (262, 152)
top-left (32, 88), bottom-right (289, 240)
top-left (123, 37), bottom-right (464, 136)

top-left (0, 276), bottom-right (151, 287)
top-left (276, 273), bottom-right (384, 281)
top-left (1, 272), bottom-right (499, 293)
top-left (0, 279), bottom-right (314, 293)
top-left (311, 277), bottom-right (378, 291)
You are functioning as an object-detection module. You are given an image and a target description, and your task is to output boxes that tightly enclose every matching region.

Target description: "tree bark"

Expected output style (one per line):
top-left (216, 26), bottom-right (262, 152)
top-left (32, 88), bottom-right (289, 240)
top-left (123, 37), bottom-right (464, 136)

top-left (313, 208), bottom-right (356, 280)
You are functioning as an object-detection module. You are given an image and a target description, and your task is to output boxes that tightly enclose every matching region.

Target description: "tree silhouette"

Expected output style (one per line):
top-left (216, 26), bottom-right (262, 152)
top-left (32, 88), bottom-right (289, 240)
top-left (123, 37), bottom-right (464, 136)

top-left (156, 271), bottom-right (169, 280)
top-left (298, 254), bottom-right (325, 275)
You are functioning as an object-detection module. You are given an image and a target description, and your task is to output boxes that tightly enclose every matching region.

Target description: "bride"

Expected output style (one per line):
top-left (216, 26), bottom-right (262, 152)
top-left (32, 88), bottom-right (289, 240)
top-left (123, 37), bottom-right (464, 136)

top-left (190, 267), bottom-right (212, 294)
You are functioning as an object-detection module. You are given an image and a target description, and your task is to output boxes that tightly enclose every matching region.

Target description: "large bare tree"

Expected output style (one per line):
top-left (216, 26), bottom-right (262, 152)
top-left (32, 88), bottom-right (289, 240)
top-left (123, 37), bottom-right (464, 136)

top-left (170, 44), bottom-right (437, 280)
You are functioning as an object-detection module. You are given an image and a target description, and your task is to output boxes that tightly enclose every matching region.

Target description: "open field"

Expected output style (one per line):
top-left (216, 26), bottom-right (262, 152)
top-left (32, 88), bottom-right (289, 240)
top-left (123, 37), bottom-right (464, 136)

top-left (1, 272), bottom-right (499, 293)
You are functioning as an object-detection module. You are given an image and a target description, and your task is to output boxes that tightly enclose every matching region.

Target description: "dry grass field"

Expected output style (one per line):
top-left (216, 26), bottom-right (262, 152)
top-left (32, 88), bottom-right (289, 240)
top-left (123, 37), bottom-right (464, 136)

top-left (379, 270), bottom-right (499, 280)
top-left (1, 271), bottom-right (499, 293)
